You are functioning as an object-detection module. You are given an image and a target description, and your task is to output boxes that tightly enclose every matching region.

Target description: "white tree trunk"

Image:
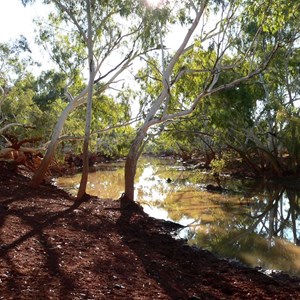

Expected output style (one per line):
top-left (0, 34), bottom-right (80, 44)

top-left (30, 93), bottom-right (86, 188)
top-left (77, 0), bottom-right (95, 200)
top-left (122, 2), bottom-right (207, 204)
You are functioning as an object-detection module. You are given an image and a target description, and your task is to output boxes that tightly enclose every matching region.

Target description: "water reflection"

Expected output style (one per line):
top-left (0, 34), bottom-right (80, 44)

top-left (55, 157), bottom-right (300, 277)
top-left (183, 188), bottom-right (300, 277)
top-left (56, 162), bottom-right (125, 199)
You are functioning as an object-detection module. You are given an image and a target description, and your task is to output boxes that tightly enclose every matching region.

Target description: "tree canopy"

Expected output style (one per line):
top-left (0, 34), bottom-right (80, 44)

top-left (0, 0), bottom-right (299, 202)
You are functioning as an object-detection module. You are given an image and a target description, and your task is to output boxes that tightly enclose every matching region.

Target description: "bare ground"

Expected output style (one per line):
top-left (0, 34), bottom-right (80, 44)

top-left (0, 161), bottom-right (299, 299)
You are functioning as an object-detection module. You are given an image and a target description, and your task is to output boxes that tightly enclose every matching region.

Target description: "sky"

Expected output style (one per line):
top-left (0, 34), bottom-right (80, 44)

top-left (0, 0), bottom-right (190, 86)
top-left (0, 1), bottom-right (186, 54)
top-left (0, 0), bottom-right (53, 72)
top-left (0, 0), bottom-right (191, 114)
top-left (0, 0), bottom-right (46, 43)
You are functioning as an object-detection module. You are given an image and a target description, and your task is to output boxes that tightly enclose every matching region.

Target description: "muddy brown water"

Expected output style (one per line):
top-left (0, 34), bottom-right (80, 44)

top-left (55, 157), bottom-right (300, 277)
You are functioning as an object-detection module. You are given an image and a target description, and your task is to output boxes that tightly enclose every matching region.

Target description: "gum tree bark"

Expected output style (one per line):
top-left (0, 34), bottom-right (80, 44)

top-left (77, 0), bottom-right (95, 199)
top-left (30, 92), bottom-right (86, 187)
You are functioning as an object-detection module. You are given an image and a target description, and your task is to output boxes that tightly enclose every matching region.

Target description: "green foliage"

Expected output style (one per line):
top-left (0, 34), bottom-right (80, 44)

top-left (210, 158), bottom-right (225, 174)
top-left (0, 39), bottom-right (33, 88)
top-left (33, 70), bottom-right (67, 109)
top-left (11, 0), bottom-right (300, 178)
top-left (97, 126), bottom-right (136, 158)
top-left (49, 90), bottom-right (134, 156)
top-left (1, 76), bottom-right (47, 139)
top-left (144, 130), bottom-right (180, 156)
top-left (32, 68), bottom-right (85, 110)
top-left (138, 0), bottom-right (300, 179)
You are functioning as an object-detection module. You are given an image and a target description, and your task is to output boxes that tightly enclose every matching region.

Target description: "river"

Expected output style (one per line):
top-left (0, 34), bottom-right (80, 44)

top-left (55, 156), bottom-right (300, 277)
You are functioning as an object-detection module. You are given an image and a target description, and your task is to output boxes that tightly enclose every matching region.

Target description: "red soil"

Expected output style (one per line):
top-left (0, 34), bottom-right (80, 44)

top-left (0, 161), bottom-right (299, 299)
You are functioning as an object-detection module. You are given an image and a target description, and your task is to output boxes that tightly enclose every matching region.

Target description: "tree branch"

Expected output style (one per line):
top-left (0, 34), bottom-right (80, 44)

top-left (0, 123), bottom-right (36, 135)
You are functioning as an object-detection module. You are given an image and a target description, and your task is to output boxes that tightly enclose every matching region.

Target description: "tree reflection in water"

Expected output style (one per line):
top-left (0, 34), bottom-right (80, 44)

top-left (181, 185), bottom-right (300, 277)
top-left (56, 158), bottom-right (300, 276)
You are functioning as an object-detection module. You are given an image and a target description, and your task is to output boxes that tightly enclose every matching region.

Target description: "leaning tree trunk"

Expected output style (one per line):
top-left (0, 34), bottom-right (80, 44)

top-left (121, 2), bottom-right (207, 207)
top-left (29, 100), bottom-right (78, 188)
top-left (122, 129), bottom-right (146, 207)
top-left (29, 88), bottom-right (88, 188)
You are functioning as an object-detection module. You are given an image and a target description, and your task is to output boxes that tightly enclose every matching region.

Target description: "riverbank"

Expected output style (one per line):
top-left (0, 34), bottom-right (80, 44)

top-left (0, 161), bottom-right (299, 299)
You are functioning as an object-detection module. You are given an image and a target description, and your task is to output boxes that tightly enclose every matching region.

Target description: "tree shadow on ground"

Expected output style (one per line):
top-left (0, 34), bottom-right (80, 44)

top-left (116, 203), bottom-right (299, 300)
top-left (0, 192), bottom-right (91, 298)
top-left (0, 161), bottom-right (299, 299)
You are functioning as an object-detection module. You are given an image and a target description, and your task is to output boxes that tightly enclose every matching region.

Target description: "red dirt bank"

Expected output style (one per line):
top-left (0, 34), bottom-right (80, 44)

top-left (0, 161), bottom-right (299, 299)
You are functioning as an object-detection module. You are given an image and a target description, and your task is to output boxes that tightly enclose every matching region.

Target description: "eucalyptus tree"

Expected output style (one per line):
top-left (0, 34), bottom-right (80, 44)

top-left (151, 1), bottom-right (300, 178)
top-left (22, 0), bottom-right (169, 197)
top-left (212, 0), bottom-right (300, 177)
top-left (121, 0), bottom-right (297, 205)
top-left (251, 54), bottom-right (300, 175)
top-left (259, 3), bottom-right (300, 175)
